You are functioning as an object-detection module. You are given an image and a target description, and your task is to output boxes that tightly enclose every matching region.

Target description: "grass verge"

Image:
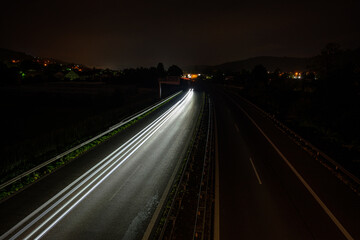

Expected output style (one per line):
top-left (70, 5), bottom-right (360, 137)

top-left (0, 93), bottom-right (178, 202)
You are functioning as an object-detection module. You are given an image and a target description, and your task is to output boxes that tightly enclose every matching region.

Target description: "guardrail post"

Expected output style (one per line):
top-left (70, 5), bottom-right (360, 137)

top-left (159, 82), bottom-right (162, 99)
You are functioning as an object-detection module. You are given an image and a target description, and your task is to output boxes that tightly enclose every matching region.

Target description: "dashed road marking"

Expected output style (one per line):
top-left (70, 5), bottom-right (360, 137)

top-left (249, 158), bottom-right (262, 185)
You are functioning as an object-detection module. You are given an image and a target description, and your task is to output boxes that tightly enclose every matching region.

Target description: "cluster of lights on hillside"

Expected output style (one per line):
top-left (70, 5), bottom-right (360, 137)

top-left (181, 74), bottom-right (201, 81)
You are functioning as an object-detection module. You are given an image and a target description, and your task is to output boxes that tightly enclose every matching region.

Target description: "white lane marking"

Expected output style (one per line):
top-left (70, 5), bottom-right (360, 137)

top-left (108, 164), bottom-right (142, 202)
top-left (234, 123), bottom-right (239, 132)
top-left (233, 98), bottom-right (354, 240)
top-left (249, 158), bottom-right (262, 185)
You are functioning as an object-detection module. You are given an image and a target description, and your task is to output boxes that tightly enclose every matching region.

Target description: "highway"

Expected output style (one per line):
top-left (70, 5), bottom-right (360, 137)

top-left (212, 86), bottom-right (360, 240)
top-left (0, 89), bottom-right (202, 240)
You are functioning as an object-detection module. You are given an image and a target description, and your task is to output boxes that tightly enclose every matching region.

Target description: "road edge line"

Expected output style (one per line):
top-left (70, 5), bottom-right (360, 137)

top-left (142, 91), bottom-right (199, 240)
top-left (213, 107), bottom-right (220, 240)
top-left (141, 147), bottom-right (184, 240)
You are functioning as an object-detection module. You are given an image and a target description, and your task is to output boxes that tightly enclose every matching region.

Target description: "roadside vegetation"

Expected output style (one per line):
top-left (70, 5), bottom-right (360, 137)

top-left (0, 92), bottom-right (179, 201)
top-left (0, 49), bottom-right (187, 199)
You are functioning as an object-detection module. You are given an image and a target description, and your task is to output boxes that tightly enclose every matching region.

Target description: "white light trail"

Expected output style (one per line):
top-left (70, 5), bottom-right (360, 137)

top-left (1, 90), bottom-right (194, 240)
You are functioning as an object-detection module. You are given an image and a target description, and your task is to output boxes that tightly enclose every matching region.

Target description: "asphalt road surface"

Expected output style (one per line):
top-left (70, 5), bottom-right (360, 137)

top-left (212, 86), bottom-right (360, 240)
top-left (0, 90), bottom-right (202, 240)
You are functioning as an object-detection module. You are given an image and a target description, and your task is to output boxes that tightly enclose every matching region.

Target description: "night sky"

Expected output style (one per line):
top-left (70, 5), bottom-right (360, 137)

top-left (1, 0), bottom-right (359, 69)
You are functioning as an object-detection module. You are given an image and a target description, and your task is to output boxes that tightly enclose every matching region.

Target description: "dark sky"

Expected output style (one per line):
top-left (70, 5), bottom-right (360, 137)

top-left (1, 0), bottom-right (359, 69)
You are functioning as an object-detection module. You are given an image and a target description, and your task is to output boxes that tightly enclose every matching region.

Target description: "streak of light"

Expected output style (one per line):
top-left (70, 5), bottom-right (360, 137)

top-left (1, 90), bottom-right (194, 240)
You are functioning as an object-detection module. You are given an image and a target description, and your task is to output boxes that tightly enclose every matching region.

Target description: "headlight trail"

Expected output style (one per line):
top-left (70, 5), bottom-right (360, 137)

top-left (1, 90), bottom-right (193, 240)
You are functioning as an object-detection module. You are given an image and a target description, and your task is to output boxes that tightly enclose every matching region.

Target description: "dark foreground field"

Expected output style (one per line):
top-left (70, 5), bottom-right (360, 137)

top-left (0, 82), bottom-right (178, 183)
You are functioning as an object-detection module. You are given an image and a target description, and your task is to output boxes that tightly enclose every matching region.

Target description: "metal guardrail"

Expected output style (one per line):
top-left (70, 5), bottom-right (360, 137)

top-left (231, 89), bottom-right (360, 189)
top-left (0, 91), bottom-right (183, 191)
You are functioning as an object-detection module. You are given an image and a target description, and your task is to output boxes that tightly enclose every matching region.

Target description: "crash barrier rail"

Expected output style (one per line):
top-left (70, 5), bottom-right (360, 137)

top-left (226, 87), bottom-right (360, 193)
top-left (0, 91), bottom-right (183, 191)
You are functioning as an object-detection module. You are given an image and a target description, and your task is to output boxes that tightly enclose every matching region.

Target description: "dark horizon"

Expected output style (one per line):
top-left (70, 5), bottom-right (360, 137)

top-left (1, 0), bottom-right (359, 69)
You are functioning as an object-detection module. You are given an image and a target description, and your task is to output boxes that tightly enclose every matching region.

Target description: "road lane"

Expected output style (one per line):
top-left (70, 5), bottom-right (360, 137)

top-left (0, 90), bottom-right (202, 240)
top-left (212, 87), bottom-right (360, 239)
top-left (227, 87), bottom-right (360, 238)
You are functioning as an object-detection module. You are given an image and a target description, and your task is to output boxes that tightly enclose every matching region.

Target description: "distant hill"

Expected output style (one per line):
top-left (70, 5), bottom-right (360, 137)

top-left (0, 48), bottom-right (34, 61)
top-left (184, 56), bottom-right (316, 73)
top-left (0, 48), bottom-right (79, 66)
top-left (216, 56), bottom-right (313, 72)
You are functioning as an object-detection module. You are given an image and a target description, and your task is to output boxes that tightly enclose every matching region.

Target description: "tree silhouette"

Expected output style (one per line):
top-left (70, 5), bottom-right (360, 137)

top-left (167, 65), bottom-right (183, 76)
top-left (251, 64), bottom-right (268, 89)
top-left (157, 62), bottom-right (166, 77)
top-left (318, 43), bottom-right (357, 102)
